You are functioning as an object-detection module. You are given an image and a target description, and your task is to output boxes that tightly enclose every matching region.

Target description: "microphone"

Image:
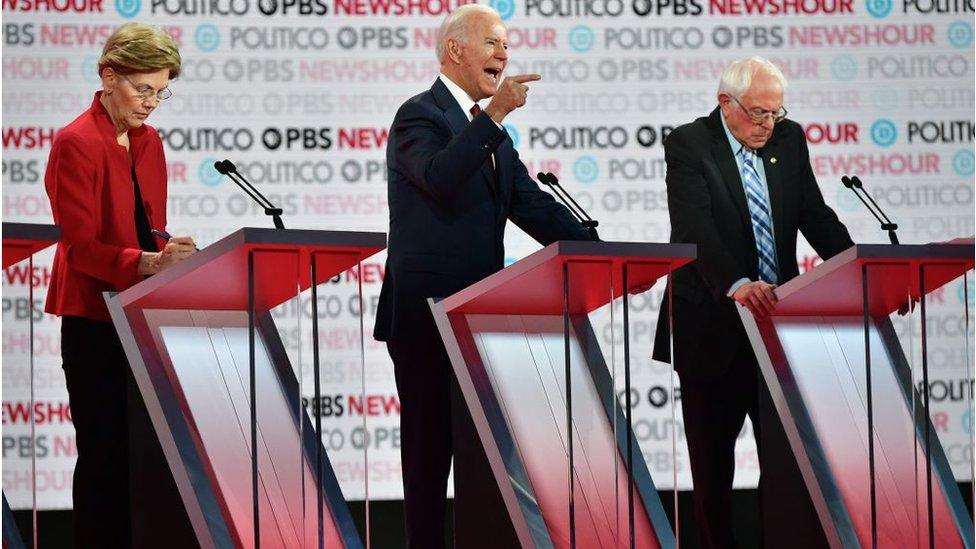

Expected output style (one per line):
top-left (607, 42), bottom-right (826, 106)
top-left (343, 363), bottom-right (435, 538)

top-left (215, 160), bottom-right (285, 229)
top-left (841, 175), bottom-right (898, 245)
top-left (536, 172), bottom-right (599, 233)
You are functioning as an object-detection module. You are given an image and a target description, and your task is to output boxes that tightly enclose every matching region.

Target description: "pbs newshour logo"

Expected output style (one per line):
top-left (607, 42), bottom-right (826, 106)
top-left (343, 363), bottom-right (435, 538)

top-left (490, 0), bottom-right (516, 20)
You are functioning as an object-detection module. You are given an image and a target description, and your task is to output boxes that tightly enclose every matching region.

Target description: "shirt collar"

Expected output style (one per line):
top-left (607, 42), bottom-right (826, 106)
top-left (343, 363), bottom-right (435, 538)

top-left (720, 110), bottom-right (753, 160)
top-left (439, 73), bottom-right (479, 121)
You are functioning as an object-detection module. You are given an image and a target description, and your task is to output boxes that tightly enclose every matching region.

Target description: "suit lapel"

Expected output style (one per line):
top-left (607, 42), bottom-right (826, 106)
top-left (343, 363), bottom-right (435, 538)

top-left (494, 136), bottom-right (512, 206)
top-left (430, 79), bottom-right (498, 200)
top-left (759, 143), bottom-right (784, 252)
top-left (710, 133), bottom-right (752, 234)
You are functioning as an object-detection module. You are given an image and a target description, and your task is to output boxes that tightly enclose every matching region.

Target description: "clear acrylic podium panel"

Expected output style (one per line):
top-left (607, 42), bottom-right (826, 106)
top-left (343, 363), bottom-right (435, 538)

top-left (2, 246), bottom-right (37, 549)
top-left (2, 223), bottom-right (60, 549)
top-left (107, 235), bottom-right (380, 549)
top-left (740, 253), bottom-right (974, 548)
top-left (431, 242), bottom-right (693, 549)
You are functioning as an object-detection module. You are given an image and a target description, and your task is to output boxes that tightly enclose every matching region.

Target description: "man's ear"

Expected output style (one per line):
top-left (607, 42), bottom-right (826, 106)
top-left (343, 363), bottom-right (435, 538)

top-left (717, 93), bottom-right (732, 115)
top-left (447, 38), bottom-right (463, 64)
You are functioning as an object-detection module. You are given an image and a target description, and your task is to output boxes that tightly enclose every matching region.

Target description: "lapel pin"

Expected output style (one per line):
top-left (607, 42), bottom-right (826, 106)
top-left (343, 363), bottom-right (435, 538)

top-left (770, 157), bottom-right (777, 164)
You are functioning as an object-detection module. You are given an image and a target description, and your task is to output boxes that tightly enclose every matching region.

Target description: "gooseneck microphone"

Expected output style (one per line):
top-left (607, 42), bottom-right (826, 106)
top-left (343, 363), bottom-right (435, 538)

top-left (841, 175), bottom-right (898, 245)
top-left (215, 159), bottom-right (285, 229)
top-left (537, 172), bottom-right (599, 237)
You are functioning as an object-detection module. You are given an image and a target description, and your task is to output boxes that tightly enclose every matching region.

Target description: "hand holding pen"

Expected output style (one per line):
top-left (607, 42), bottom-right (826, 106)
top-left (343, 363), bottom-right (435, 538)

top-left (138, 230), bottom-right (198, 275)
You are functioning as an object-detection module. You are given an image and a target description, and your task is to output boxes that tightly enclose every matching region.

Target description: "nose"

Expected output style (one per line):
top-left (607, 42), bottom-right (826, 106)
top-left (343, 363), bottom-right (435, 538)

top-left (495, 44), bottom-right (508, 61)
top-left (142, 94), bottom-right (161, 107)
top-left (760, 116), bottom-right (775, 129)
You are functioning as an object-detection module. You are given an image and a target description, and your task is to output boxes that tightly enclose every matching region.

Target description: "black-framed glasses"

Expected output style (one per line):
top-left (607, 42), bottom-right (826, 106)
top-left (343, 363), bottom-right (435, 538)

top-left (731, 95), bottom-right (787, 124)
top-left (119, 73), bottom-right (172, 102)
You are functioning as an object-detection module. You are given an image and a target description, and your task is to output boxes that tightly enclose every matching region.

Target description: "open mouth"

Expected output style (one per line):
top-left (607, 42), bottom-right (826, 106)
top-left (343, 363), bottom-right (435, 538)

top-left (484, 68), bottom-right (501, 84)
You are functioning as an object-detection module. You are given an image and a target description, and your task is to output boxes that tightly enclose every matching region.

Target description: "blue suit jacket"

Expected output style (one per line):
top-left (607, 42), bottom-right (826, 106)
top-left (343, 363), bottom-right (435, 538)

top-left (374, 78), bottom-right (594, 341)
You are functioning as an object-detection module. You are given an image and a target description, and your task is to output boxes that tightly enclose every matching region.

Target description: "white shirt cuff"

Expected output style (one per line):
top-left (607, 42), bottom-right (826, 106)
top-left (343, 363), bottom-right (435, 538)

top-left (727, 277), bottom-right (751, 297)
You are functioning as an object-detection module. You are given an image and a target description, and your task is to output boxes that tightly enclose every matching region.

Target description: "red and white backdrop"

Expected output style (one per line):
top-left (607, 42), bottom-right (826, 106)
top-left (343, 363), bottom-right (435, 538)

top-left (2, 0), bottom-right (974, 509)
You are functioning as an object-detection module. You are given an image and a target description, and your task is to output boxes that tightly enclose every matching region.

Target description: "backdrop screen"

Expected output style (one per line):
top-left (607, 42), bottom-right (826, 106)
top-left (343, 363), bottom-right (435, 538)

top-left (2, 0), bottom-right (973, 508)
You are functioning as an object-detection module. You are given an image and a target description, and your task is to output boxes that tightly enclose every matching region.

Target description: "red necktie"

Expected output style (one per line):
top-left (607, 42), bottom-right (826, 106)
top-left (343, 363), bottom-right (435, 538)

top-left (470, 104), bottom-right (496, 178)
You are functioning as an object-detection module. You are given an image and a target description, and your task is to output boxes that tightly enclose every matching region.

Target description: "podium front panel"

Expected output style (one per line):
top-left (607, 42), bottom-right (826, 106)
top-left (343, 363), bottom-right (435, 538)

top-left (106, 229), bottom-right (384, 549)
top-left (430, 244), bottom-right (692, 549)
top-left (739, 254), bottom-right (974, 548)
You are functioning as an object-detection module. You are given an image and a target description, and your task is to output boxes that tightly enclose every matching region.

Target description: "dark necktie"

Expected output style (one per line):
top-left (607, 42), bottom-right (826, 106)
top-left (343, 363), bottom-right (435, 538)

top-left (469, 104), bottom-right (496, 179)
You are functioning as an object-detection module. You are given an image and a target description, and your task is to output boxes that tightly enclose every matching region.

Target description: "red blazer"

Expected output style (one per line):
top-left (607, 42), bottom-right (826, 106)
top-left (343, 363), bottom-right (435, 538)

top-left (44, 92), bottom-right (168, 322)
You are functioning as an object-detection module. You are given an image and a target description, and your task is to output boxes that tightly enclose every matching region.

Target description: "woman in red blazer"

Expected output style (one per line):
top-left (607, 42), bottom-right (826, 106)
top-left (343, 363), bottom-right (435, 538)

top-left (44, 23), bottom-right (195, 547)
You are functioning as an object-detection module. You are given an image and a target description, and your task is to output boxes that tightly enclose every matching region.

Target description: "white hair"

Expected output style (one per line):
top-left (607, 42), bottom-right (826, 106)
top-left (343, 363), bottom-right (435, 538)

top-left (717, 56), bottom-right (788, 98)
top-left (436, 4), bottom-right (500, 63)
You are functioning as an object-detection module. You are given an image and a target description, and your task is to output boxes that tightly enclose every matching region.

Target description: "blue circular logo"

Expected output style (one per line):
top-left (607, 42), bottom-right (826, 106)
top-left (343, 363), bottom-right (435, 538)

top-left (573, 156), bottom-right (599, 185)
top-left (568, 26), bottom-right (596, 53)
top-left (865, 0), bottom-right (892, 18)
top-left (115, 0), bottom-right (140, 18)
top-left (948, 21), bottom-right (974, 48)
top-left (836, 186), bottom-right (860, 212)
top-left (81, 55), bottom-right (100, 85)
top-left (490, 0), bottom-right (515, 20)
top-left (195, 24), bottom-right (221, 53)
top-left (830, 56), bottom-right (858, 81)
top-left (504, 124), bottom-right (519, 148)
top-left (871, 89), bottom-right (899, 110)
top-left (957, 275), bottom-right (974, 306)
top-left (870, 119), bottom-right (897, 147)
top-left (199, 158), bottom-right (223, 187)
top-left (953, 150), bottom-right (975, 176)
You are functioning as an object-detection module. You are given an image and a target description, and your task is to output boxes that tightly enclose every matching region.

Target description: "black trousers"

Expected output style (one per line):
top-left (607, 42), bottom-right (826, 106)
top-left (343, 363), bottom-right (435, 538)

top-left (61, 317), bottom-right (132, 548)
top-left (387, 328), bottom-right (519, 549)
top-left (387, 333), bottom-right (453, 549)
top-left (61, 317), bottom-right (197, 549)
top-left (679, 342), bottom-right (826, 549)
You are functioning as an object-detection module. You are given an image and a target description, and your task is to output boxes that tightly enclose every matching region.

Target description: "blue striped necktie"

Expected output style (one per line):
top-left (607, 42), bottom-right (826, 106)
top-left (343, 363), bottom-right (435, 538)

top-left (740, 150), bottom-right (778, 284)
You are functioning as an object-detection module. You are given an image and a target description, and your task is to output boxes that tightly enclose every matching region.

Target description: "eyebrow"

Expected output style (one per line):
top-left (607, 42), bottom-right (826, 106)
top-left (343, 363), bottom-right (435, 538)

top-left (132, 81), bottom-right (166, 91)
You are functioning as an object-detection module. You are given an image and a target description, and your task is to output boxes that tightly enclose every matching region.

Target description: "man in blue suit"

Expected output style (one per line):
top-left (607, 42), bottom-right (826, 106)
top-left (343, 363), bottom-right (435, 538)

top-left (374, 4), bottom-right (595, 547)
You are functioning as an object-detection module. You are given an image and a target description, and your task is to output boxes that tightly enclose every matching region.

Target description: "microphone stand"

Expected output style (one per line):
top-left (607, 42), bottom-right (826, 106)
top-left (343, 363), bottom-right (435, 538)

top-left (537, 172), bottom-right (599, 239)
top-left (216, 159), bottom-right (285, 229)
top-left (841, 175), bottom-right (898, 245)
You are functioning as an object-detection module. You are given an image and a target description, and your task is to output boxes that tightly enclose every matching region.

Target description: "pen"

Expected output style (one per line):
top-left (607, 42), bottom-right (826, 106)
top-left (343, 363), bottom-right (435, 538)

top-left (151, 229), bottom-right (199, 251)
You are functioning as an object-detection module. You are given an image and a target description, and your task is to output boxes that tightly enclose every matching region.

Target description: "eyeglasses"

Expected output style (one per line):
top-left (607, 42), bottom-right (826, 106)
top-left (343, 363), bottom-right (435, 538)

top-left (119, 73), bottom-right (172, 102)
top-left (731, 95), bottom-right (787, 124)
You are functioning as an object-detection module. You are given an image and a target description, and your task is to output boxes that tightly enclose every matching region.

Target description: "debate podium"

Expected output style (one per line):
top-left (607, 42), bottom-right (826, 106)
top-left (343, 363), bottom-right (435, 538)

top-left (429, 240), bottom-right (695, 549)
top-left (105, 227), bottom-right (385, 548)
top-left (2, 222), bottom-right (59, 549)
top-left (738, 241), bottom-right (975, 548)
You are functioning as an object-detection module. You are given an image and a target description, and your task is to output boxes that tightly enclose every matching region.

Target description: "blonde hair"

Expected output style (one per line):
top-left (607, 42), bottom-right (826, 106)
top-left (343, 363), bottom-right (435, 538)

top-left (98, 23), bottom-right (181, 78)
